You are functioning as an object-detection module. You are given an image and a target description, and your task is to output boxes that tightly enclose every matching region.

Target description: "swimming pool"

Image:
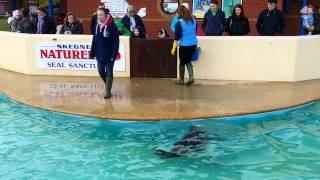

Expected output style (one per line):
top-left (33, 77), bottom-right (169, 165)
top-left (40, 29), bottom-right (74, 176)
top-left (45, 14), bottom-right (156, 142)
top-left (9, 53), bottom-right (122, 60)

top-left (0, 93), bottom-right (319, 179)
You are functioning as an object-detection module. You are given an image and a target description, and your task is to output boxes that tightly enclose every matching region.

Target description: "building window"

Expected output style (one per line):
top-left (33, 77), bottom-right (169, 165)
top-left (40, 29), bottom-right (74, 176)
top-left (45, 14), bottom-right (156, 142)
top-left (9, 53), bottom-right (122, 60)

top-left (160, 0), bottom-right (180, 15)
top-left (26, 0), bottom-right (62, 14)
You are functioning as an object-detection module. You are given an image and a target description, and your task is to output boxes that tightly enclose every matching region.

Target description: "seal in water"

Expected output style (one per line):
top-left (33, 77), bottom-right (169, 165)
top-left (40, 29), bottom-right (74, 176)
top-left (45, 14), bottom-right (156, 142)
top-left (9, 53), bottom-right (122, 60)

top-left (155, 125), bottom-right (213, 158)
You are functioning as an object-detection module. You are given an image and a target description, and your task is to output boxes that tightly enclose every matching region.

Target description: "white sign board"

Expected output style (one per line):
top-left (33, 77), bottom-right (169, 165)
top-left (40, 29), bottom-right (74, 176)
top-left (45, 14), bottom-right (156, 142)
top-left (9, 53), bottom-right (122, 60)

top-left (36, 42), bottom-right (126, 72)
top-left (101, 0), bottom-right (129, 18)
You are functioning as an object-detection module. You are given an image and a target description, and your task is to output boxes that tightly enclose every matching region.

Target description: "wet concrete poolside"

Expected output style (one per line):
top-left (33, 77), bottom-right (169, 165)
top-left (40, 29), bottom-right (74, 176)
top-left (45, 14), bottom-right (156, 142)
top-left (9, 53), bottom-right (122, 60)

top-left (1, 68), bottom-right (320, 120)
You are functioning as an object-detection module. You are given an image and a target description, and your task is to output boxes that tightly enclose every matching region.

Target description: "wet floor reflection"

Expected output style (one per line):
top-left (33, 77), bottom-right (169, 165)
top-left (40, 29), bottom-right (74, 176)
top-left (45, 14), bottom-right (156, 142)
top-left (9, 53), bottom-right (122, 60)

top-left (1, 68), bottom-right (320, 120)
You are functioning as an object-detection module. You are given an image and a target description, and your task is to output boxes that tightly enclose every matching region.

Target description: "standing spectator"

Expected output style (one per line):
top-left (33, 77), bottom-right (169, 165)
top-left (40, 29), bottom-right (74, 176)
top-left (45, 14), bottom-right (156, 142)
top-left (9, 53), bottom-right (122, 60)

top-left (301, 4), bottom-right (315, 35)
top-left (173, 5), bottom-right (198, 86)
top-left (158, 28), bottom-right (169, 39)
top-left (131, 26), bottom-right (146, 39)
top-left (256, 0), bottom-right (285, 36)
top-left (90, 8), bottom-right (119, 99)
top-left (35, 7), bottom-right (56, 34)
top-left (18, 8), bottom-right (35, 34)
top-left (312, 8), bottom-right (320, 35)
top-left (122, 5), bottom-right (146, 34)
top-left (170, 3), bottom-right (189, 33)
top-left (90, 3), bottom-right (105, 35)
top-left (9, 10), bottom-right (21, 32)
top-left (202, 0), bottom-right (226, 36)
top-left (60, 13), bottom-right (84, 35)
top-left (114, 20), bottom-right (132, 36)
top-left (226, 4), bottom-right (250, 36)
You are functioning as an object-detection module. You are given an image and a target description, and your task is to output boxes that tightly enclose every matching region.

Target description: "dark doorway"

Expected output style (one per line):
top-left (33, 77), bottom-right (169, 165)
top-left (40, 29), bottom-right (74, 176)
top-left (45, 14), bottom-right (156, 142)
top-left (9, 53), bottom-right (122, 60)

top-left (130, 39), bottom-right (177, 78)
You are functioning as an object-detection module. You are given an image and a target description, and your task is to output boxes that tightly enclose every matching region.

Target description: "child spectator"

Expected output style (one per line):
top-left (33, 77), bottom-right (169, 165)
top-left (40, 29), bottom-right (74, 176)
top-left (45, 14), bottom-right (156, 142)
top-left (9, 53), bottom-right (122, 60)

top-left (301, 4), bottom-right (315, 35)
top-left (114, 20), bottom-right (132, 36)
top-left (158, 28), bottom-right (169, 39)
top-left (131, 26), bottom-right (146, 39)
top-left (9, 10), bottom-right (21, 32)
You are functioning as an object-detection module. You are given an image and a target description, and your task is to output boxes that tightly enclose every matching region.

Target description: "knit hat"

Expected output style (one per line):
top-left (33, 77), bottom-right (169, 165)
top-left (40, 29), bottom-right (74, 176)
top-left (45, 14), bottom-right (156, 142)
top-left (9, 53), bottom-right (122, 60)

top-left (12, 10), bottom-right (20, 18)
top-left (181, 3), bottom-right (189, 10)
top-left (268, 0), bottom-right (277, 4)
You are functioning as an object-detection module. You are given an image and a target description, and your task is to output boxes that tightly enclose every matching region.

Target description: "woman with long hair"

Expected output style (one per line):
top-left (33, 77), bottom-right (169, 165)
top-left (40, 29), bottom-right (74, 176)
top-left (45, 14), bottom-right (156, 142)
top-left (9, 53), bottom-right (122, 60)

top-left (226, 4), bottom-right (250, 36)
top-left (131, 26), bottom-right (146, 39)
top-left (172, 5), bottom-right (198, 86)
top-left (60, 13), bottom-right (84, 34)
top-left (90, 8), bottom-right (119, 99)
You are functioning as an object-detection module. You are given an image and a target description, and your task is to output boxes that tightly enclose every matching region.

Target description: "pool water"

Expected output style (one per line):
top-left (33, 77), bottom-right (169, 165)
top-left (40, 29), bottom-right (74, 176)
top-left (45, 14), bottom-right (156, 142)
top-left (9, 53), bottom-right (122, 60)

top-left (0, 94), bottom-right (319, 180)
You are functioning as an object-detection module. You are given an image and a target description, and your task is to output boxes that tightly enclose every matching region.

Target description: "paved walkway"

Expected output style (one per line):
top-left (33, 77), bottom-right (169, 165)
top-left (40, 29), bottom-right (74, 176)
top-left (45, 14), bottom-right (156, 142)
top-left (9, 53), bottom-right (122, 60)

top-left (1, 69), bottom-right (320, 120)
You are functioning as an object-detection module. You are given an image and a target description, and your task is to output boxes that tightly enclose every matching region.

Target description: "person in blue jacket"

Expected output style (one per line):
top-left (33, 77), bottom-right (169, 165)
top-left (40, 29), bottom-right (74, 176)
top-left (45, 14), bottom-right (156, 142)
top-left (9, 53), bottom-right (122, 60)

top-left (170, 3), bottom-right (190, 33)
top-left (90, 7), bottom-right (120, 99)
top-left (172, 5), bottom-right (198, 86)
top-left (201, 0), bottom-right (226, 36)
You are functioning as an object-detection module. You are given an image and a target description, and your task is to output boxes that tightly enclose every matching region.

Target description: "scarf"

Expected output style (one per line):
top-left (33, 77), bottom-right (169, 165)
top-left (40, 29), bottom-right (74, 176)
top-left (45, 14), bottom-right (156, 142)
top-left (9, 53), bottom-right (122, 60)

top-left (36, 16), bottom-right (44, 34)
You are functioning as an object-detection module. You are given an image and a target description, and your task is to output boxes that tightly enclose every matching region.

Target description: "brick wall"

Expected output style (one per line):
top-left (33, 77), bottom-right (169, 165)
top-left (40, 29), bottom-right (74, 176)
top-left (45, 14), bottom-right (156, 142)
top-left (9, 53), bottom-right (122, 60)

top-left (0, 1), bottom-right (13, 15)
top-left (0, 3), bottom-right (5, 15)
top-left (66, 0), bottom-right (98, 33)
top-left (66, 0), bottom-right (297, 37)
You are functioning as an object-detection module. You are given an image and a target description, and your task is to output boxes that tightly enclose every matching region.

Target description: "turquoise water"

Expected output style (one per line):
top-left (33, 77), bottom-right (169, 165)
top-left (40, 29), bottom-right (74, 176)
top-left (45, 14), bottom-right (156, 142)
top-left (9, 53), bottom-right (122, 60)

top-left (0, 94), bottom-right (319, 180)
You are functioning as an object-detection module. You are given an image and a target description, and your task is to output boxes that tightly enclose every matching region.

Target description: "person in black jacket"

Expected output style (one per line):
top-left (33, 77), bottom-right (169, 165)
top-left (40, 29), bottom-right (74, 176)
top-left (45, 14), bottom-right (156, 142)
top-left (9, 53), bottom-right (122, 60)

top-left (17, 8), bottom-right (35, 34)
top-left (35, 7), bottom-right (56, 34)
top-left (312, 10), bottom-right (320, 35)
top-left (90, 8), bottom-right (120, 99)
top-left (256, 0), bottom-right (285, 36)
top-left (121, 5), bottom-right (146, 34)
top-left (60, 13), bottom-right (83, 35)
top-left (201, 0), bottom-right (226, 36)
top-left (226, 4), bottom-right (250, 36)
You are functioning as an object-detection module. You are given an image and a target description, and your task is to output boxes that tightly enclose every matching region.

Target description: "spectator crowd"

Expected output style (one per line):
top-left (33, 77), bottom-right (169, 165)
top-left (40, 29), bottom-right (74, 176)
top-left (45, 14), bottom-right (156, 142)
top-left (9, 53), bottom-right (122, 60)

top-left (7, 0), bottom-right (320, 37)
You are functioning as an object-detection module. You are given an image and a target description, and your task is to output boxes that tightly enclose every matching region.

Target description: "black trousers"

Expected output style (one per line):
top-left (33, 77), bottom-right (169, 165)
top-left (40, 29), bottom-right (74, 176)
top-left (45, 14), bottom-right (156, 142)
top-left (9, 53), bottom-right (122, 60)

top-left (97, 60), bottom-right (115, 81)
top-left (179, 45), bottom-right (197, 67)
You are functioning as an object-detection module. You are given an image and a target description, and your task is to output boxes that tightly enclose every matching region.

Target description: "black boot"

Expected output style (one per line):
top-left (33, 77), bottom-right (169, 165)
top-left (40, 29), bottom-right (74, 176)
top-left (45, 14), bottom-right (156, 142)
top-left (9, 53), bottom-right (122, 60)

top-left (176, 66), bottom-right (185, 85)
top-left (185, 63), bottom-right (194, 86)
top-left (104, 76), bottom-right (113, 99)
